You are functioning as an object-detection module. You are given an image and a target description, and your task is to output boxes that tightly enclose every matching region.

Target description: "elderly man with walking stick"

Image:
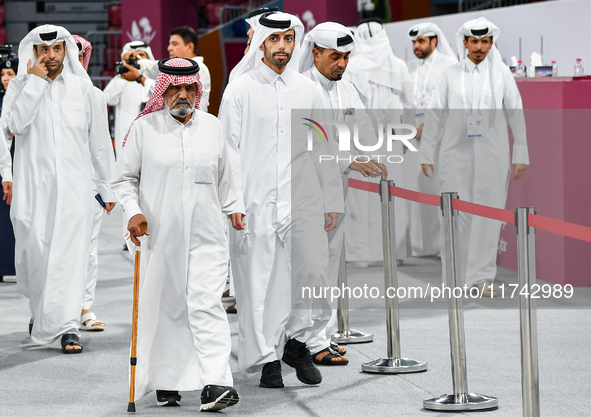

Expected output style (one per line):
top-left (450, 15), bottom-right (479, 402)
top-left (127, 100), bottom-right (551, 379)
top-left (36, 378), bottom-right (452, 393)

top-left (112, 57), bottom-right (243, 411)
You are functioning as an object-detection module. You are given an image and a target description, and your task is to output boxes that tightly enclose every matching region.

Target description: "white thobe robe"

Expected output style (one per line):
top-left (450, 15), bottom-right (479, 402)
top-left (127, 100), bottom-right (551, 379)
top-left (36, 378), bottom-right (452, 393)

top-left (302, 64), bottom-right (379, 354)
top-left (0, 116), bottom-right (13, 151)
top-left (421, 57), bottom-right (528, 286)
top-left (112, 109), bottom-right (240, 399)
top-left (0, 129), bottom-right (11, 182)
top-left (345, 59), bottom-right (415, 264)
top-left (4, 71), bottom-right (115, 344)
top-left (406, 49), bottom-right (456, 257)
top-left (218, 64), bottom-right (345, 375)
top-left (140, 57), bottom-right (211, 112)
top-left (103, 76), bottom-right (150, 153)
top-left (84, 87), bottom-right (110, 311)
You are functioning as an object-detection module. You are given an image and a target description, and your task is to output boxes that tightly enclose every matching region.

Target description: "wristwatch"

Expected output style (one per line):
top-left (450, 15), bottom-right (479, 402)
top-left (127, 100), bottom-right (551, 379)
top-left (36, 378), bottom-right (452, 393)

top-left (135, 75), bottom-right (143, 84)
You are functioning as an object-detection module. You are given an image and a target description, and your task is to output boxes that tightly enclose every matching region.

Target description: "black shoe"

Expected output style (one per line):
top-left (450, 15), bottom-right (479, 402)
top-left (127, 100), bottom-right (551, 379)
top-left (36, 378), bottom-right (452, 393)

top-left (259, 360), bottom-right (284, 388)
top-left (282, 339), bottom-right (322, 385)
top-left (156, 390), bottom-right (181, 406)
top-left (200, 385), bottom-right (239, 411)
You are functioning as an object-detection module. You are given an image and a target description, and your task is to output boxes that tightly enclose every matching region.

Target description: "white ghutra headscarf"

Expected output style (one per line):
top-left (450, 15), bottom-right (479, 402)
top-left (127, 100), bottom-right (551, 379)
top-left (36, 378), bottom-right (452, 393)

top-left (348, 19), bottom-right (407, 93)
top-left (122, 40), bottom-right (155, 61)
top-left (228, 12), bottom-right (304, 83)
top-left (298, 22), bottom-right (355, 74)
top-left (16, 24), bottom-right (89, 81)
top-left (456, 17), bottom-right (506, 112)
top-left (407, 22), bottom-right (456, 60)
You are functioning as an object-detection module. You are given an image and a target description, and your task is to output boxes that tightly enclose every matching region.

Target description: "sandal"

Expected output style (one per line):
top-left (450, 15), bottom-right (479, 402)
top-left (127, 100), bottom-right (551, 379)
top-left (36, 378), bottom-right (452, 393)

top-left (225, 304), bottom-right (237, 314)
top-left (313, 347), bottom-right (348, 366)
top-left (80, 312), bottom-right (105, 331)
top-left (472, 281), bottom-right (498, 298)
top-left (330, 342), bottom-right (346, 355)
top-left (61, 333), bottom-right (83, 354)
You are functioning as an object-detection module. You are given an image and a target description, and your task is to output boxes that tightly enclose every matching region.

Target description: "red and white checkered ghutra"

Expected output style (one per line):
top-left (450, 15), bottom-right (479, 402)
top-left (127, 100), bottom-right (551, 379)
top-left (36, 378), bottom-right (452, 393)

top-left (71, 34), bottom-right (92, 71)
top-left (122, 57), bottom-right (203, 148)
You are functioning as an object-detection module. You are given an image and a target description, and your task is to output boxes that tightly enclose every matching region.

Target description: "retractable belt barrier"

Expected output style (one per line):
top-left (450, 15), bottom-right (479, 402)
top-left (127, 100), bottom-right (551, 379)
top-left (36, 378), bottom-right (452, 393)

top-left (349, 178), bottom-right (591, 242)
top-left (346, 177), bottom-right (589, 417)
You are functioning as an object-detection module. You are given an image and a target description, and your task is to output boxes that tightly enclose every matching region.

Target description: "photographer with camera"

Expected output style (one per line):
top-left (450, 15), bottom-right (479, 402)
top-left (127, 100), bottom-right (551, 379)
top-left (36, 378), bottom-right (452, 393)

top-left (104, 41), bottom-right (155, 153)
top-left (121, 26), bottom-right (211, 113)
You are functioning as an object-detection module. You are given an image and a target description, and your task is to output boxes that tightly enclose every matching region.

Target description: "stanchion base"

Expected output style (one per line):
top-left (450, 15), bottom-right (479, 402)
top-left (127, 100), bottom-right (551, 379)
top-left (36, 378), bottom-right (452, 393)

top-left (361, 357), bottom-right (427, 374)
top-left (331, 329), bottom-right (373, 344)
top-left (423, 393), bottom-right (498, 411)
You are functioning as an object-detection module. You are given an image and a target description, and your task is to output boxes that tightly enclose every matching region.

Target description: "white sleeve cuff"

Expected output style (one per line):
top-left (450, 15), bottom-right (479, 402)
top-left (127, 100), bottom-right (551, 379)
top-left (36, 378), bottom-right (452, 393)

top-left (1, 166), bottom-right (12, 183)
top-left (121, 198), bottom-right (143, 221)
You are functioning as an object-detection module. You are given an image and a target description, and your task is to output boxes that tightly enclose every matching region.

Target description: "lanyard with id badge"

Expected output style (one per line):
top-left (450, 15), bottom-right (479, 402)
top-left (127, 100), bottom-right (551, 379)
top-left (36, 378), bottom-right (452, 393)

top-left (460, 60), bottom-right (490, 140)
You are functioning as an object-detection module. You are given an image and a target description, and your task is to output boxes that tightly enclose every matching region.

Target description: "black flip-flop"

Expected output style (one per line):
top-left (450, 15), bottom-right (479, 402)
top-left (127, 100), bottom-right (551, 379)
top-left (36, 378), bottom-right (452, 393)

top-left (61, 333), bottom-right (83, 354)
top-left (313, 347), bottom-right (348, 366)
top-left (225, 304), bottom-right (237, 314)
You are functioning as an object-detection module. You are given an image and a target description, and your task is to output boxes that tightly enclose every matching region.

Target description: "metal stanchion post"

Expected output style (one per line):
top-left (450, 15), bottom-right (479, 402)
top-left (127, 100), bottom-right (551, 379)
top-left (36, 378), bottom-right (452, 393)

top-left (424, 192), bottom-right (498, 411)
top-left (516, 207), bottom-right (540, 417)
top-left (362, 180), bottom-right (427, 373)
top-left (331, 236), bottom-right (373, 344)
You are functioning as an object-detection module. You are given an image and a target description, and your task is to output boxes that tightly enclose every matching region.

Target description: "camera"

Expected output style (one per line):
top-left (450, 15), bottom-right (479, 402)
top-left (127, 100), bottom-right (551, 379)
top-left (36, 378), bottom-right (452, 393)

top-left (0, 45), bottom-right (14, 62)
top-left (115, 56), bottom-right (140, 75)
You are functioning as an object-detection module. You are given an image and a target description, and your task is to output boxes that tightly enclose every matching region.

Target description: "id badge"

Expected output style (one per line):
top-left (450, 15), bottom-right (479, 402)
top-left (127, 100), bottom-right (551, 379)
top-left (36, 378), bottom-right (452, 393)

top-left (416, 100), bottom-right (425, 117)
top-left (467, 113), bottom-right (483, 138)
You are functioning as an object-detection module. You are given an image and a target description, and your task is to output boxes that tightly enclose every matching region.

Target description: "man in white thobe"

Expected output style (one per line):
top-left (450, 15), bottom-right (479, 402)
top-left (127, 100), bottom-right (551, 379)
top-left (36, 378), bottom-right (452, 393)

top-left (299, 21), bottom-right (388, 366)
top-left (406, 23), bottom-right (457, 257)
top-left (3, 25), bottom-right (116, 352)
top-left (72, 33), bottom-right (113, 332)
top-left (345, 18), bottom-right (415, 265)
top-left (0, 134), bottom-right (11, 204)
top-left (420, 18), bottom-right (528, 296)
top-left (103, 41), bottom-right (155, 154)
top-left (123, 26), bottom-right (211, 112)
top-left (228, 7), bottom-right (279, 83)
top-left (112, 57), bottom-right (241, 411)
top-left (225, 7), bottom-right (279, 313)
top-left (219, 12), bottom-right (345, 388)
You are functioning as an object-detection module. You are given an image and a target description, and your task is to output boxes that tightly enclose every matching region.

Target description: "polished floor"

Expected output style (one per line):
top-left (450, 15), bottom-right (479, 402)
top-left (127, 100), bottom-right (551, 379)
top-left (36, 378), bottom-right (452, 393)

top-left (1, 206), bottom-right (589, 416)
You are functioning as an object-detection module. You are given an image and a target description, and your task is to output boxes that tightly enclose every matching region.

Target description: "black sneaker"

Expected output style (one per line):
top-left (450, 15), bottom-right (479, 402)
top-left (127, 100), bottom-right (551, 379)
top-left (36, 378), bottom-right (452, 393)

top-left (156, 390), bottom-right (181, 406)
top-left (282, 338), bottom-right (322, 385)
top-left (200, 385), bottom-right (239, 411)
top-left (259, 360), bottom-right (284, 388)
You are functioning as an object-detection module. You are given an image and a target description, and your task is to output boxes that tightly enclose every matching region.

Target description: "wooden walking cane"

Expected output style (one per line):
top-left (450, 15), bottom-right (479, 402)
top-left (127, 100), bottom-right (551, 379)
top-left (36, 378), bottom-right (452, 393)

top-left (128, 221), bottom-right (147, 413)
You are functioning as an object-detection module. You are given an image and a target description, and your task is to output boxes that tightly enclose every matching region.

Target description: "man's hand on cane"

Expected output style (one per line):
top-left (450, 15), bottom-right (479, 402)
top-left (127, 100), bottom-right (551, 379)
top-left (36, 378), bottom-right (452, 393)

top-left (128, 213), bottom-right (149, 246)
top-left (229, 213), bottom-right (246, 230)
